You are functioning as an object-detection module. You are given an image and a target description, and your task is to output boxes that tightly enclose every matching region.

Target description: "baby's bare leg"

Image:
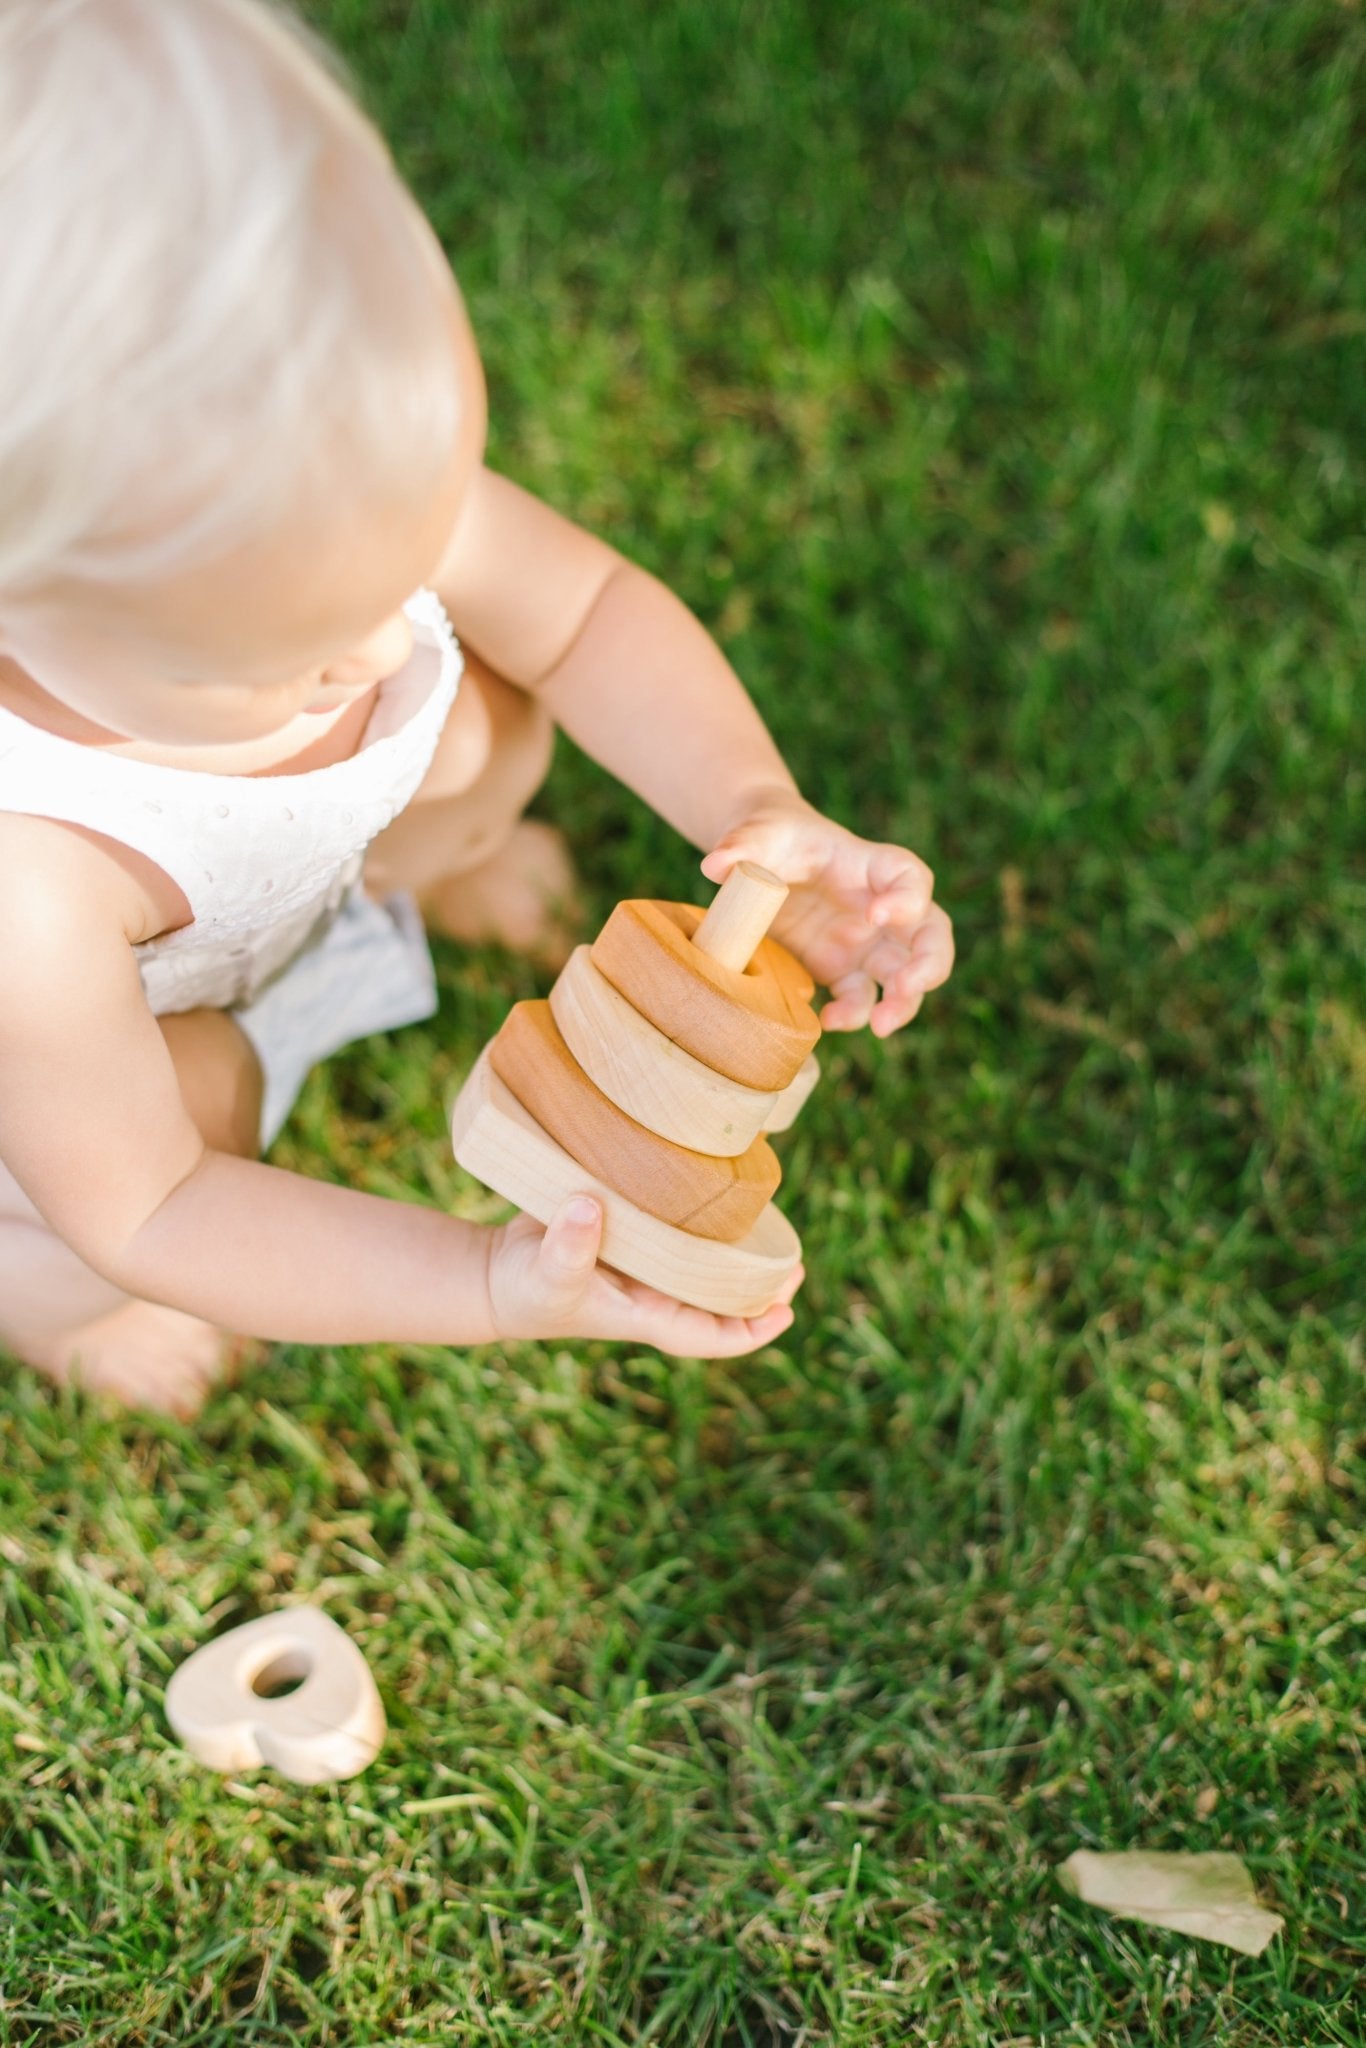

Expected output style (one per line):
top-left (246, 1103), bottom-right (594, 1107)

top-left (364, 656), bottom-right (581, 967)
top-left (0, 1009), bottom-right (262, 1418)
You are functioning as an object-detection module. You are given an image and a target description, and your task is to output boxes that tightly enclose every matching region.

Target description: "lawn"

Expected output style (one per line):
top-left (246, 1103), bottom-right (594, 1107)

top-left (1, 0), bottom-right (1363, 2040)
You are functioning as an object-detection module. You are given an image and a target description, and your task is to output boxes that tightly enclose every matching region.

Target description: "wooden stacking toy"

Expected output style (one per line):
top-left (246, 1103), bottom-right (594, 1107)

top-left (450, 862), bottom-right (821, 1315)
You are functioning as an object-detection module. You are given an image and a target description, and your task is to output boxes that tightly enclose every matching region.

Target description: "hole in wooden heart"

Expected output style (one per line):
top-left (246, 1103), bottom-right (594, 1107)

top-left (251, 1649), bottom-right (312, 1700)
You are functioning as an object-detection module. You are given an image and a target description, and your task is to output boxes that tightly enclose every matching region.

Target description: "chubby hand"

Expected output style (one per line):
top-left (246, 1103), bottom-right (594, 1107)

top-left (700, 794), bottom-right (954, 1036)
top-left (485, 1196), bottom-right (803, 1355)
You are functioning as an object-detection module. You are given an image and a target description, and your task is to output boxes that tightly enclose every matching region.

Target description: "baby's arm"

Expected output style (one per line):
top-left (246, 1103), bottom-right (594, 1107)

top-left (436, 470), bottom-right (801, 849)
top-left (0, 820), bottom-right (794, 1355)
top-left (437, 468), bottom-right (954, 1033)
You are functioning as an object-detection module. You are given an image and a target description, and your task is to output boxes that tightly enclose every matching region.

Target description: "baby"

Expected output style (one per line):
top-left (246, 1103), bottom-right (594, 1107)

top-left (0, 0), bottom-right (953, 1418)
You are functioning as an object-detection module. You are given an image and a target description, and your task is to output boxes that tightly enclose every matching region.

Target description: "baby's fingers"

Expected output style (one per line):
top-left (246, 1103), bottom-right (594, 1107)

top-left (865, 845), bottom-right (936, 928)
top-left (699, 825), bottom-right (795, 888)
top-left (694, 1299), bottom-right (796, 1357)
top-left (620, 1299), bottom-right (793, 1358)
top-left (870, 908), bottom-right (955, 1035)
top-left (534, 1195), bottom-right (604, 1307)
top-left (611, 1263), bottom-right (803, 1358)
top-left (821, 970), bottom-right (879, 1032)
top-left (899, 903), bottom-right (955, 993)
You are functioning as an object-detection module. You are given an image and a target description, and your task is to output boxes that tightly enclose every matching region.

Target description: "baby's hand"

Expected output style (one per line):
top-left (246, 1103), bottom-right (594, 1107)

top-left (484, 1198), bottom-right (802, 1356)
top-left (701, 795), bottom-right (954, 1037)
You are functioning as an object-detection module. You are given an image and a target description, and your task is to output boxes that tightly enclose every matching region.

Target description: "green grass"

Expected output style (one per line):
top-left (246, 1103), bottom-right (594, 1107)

top-left (2, 0), bottom-right (1363, 2039)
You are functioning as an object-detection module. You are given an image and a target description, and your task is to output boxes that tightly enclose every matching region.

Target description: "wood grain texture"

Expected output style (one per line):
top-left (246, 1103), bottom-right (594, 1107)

top-left (549, 946), bottom-right (818, 1155)
top-left (451, 1048), bottom-right (802, 1316)
top-left (591, 900), bottom-right (821, 1090)
top-left (489, 999), bottom-right (780, 1242)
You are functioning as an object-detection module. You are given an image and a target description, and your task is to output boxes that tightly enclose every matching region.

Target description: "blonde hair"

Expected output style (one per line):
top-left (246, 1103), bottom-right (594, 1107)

top-left (0, 0), bottom-right (463, 602)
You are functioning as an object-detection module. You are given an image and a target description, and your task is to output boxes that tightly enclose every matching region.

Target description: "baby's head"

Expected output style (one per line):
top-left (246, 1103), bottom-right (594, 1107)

top-left (0, 0), bottom-right (482, 742)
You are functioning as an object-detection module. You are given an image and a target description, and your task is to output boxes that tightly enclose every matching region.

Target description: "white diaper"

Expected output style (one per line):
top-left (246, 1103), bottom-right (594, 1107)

top-left (233, 881), bottom-right (439, 1148)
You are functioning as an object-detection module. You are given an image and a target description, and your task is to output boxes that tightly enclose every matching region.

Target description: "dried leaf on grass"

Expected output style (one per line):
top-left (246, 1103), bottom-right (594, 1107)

top-left (1057, 1849), bottom-right (1283, 1956)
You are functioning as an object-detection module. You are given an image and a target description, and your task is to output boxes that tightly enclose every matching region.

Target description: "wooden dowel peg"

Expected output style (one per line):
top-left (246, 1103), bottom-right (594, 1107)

top-left (692, 862), bottom-right (789, 973)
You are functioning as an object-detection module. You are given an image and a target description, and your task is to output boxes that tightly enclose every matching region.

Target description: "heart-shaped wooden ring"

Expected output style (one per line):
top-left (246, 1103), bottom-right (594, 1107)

top-left (165, 1607), bottom-right (385, 1785)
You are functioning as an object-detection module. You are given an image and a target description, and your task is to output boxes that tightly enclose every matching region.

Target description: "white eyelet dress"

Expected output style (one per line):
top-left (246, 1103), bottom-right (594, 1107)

top-left (0, 588), bottom-right (463, 1146)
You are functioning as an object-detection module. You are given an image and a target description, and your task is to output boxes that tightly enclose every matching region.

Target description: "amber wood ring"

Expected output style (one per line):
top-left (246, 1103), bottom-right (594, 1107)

top-left (549, 945), bottom-right (820, 1157)
top-left (489, 1000), bottom-right (780, 1242)
top-left (591, 899), bottom-right (821, 1091)
top-left (451, 1049), bottom-right (801, 1316)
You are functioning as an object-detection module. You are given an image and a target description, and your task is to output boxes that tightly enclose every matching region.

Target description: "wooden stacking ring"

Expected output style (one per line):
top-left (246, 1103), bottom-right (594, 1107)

top-left (451, 1049), bottom-right (802, 1316)
top-left (489, 1000), bottom-right (780, 1241)
top-left (591, 900), bottom-right (820, 1092)
top-left (550, 945), bottom-right (819, 1156)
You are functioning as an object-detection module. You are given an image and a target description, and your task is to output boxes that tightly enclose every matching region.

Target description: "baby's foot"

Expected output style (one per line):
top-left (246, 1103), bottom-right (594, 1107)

top-left (421, 819), bottom-right (583, 971)
top-left (20, 1299), bottom-right (240, 1420)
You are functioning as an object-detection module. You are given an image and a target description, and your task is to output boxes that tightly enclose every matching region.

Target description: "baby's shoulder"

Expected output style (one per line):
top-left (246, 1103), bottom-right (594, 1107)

top-left (0, 811), bottom-right (148, 952)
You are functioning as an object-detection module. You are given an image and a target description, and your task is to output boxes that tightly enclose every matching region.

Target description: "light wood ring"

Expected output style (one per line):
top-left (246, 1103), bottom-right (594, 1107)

top-left (489, 1000), bottom-right (780, 1242)
top-left (451, 1049), bottom-right (802, 1316)
top-left (164, 1607), bottom-right (386, 1784)
top-left (549, 946), bottom-right (818, 1156)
